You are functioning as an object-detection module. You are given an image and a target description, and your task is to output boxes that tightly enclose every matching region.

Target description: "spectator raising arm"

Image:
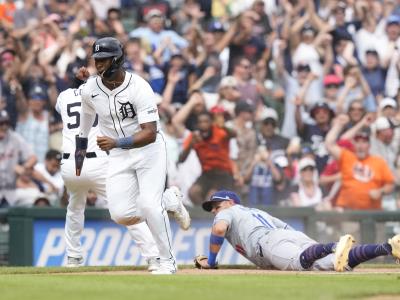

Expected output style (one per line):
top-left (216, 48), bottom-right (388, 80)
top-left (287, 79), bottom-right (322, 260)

top-left (325, 114), bottom-right (350, 160)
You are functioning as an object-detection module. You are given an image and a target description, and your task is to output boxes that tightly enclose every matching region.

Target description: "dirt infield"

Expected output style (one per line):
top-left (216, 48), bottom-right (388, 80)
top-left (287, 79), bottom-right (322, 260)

top-left (58, 267), bottom-right (400, 276)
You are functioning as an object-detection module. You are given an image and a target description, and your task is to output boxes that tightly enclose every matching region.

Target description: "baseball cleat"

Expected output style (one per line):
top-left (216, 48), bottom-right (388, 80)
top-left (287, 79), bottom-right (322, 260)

top-left (151, 260), bottom-right (177, 275)
top-left (147, 257), bottom-right (160, 272)
top-left (66, 256), bottom-right (84, 268)
top-left (388, 234), bottom-right (400, 263)
top-left (166, 186), bottom-right (191, 230)
top-left (334, 234), bottom-right (355, 272)
top-left (151, 268), bottom-right (176, 275)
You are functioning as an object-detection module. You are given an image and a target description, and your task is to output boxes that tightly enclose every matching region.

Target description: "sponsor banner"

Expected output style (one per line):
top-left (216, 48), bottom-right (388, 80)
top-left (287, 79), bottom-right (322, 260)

top-left (33, 218), bottom-right (304, 267)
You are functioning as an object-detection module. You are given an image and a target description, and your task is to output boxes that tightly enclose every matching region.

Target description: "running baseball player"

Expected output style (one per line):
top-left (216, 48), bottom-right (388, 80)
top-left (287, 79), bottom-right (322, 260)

top-left (75, 37), bottom-right (180, 274)
top-left (194, 190), bottom-right (400, 271)
top-left (57, 85), bottom-right (190, 270)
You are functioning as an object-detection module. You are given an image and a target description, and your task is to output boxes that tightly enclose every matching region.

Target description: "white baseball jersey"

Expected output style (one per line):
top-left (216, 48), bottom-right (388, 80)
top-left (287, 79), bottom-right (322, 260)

top-left (79, 72), bottom-right (160, 142)
top-left (55, 87), bottom-right (106, 156)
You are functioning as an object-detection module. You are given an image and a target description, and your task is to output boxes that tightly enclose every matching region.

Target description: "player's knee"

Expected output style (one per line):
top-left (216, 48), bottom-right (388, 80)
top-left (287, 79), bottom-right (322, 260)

top-left (110, 211), bottom-right (141, 226)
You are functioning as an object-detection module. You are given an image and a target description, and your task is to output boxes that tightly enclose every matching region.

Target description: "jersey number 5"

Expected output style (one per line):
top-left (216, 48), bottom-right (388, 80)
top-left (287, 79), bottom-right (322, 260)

top-left (67, 102), bottom-right (98, 129)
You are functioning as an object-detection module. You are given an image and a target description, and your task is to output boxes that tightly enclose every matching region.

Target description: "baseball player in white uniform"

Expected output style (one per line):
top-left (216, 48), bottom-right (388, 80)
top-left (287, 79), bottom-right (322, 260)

top-left (75, 37), bottom-right (182, 274)
top-left (57, 85), bottom-right (190, 270)
top-left (195, 190), bottom-right (400, 271)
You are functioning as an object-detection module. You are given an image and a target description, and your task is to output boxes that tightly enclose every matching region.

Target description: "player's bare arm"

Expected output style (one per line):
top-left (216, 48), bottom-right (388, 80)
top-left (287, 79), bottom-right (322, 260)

top-left (97, 121), bottom-right (158, 151)
top-left (196, 220), bottom-right (228, 269)
top-left (178, 131), bottom-right (202, 163)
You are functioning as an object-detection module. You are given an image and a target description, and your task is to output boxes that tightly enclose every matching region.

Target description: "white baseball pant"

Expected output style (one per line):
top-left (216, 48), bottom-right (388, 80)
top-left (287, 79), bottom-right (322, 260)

top-left (62, 154), bottom-right (159, 260)
top-left (106, 133), bottom-right (176, 266)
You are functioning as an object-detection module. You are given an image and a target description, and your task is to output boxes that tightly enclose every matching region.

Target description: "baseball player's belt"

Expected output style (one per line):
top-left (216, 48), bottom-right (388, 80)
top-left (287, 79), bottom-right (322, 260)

top-left (63, 152), bottom-right (97, 159)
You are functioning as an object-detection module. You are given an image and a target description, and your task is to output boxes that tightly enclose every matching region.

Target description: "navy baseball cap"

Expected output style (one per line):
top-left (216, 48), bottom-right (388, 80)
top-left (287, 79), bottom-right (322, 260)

top-left (202, 190), bottom-right (241, 212)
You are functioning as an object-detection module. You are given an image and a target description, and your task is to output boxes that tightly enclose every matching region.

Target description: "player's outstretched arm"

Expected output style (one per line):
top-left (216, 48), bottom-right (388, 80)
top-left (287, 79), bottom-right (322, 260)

top-left (194, 221), bottom-right (228, 269)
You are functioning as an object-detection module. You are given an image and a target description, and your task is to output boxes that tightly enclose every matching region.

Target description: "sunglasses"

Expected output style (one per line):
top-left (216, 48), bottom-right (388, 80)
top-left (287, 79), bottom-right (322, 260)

top-left (326, 84), bottom-right (340, 89)
top-left (349, 107), bottom-right (364, 112)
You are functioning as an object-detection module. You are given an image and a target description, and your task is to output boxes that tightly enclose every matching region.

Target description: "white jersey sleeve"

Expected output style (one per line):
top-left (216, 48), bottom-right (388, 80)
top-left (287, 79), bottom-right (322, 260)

top-left (57, 87), bottom-right (102, 154)
top-left (132, 74), bottom-right (160, 125)
top-left (79, 82), bottom-right (97, 138)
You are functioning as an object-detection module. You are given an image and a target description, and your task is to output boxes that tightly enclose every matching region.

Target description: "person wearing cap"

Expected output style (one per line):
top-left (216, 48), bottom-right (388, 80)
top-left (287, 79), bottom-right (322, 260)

top-left (259, 107), bottom-right (289, 154)
top-left (291, 157), bottom-right (323, 208)
top-left (0, 109), bottom-right (37, 207)
top-left (135, 0), bottom-right (171, 26)
top-left (274, 38), bottom-right (323, 138)
top-left (129, 8), bottom-right (188, 65)
top-left (194, 189), bottom-right (400, 271)
top-left (323, 74), bottom-right (342, 111)
top-left (296, 100), bottom-right (334, 173)
top-left (325, 114), bottom-right (394, 210)
top-left (361, 49), bottom-right (386, 99)
top-left (214, 76), bottom-right (242, 116)
top-left (16, 83), bottom-right (50, 162)
top-left (379, 97), bottom-right (398, 120)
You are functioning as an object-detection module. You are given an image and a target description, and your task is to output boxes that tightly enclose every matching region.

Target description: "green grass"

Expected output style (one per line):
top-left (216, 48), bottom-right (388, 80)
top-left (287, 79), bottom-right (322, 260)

top-left (0, 266), bottom-right (399, 300)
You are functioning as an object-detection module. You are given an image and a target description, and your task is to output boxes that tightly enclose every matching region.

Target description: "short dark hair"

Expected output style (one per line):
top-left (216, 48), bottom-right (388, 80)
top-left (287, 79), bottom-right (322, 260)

top-left (45, 149), bottom-right (62, 161)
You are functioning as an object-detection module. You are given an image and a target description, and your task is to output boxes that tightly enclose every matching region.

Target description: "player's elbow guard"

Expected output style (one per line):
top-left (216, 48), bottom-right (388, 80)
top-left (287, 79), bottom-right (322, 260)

top-left (75, 135), bottom-right (88, 176)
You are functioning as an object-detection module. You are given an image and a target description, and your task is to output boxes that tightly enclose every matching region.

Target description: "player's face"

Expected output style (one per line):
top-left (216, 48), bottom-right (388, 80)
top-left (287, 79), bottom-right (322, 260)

top-left (45, 158), bottom-right (61, 175)
top-left (353, 138), bottom-right (370, 160)
top-left (210, 200), bottom-right (234, 215)
top-left (94, 57), bottom-right (113, 76)
top-left (197, 114), bottom-right (212, 136)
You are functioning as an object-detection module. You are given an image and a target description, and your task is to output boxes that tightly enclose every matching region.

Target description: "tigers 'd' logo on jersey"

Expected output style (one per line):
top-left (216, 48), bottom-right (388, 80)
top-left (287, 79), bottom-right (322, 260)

top-left (118, 101), bottom-right (136, 120)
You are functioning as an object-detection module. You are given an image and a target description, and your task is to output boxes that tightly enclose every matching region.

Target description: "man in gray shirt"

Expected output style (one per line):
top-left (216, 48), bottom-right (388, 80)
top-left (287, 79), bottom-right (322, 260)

top-left (0, 110), bottom-right (37, 207)
top-left (195, 190), bottom-right (400, 271)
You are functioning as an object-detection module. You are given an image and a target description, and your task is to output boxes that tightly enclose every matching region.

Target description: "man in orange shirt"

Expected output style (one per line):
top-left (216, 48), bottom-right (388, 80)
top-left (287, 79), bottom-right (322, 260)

top-left (179, 111), bottom-right (236, 205)
top-left (325, 115), bottom-right (394, 210)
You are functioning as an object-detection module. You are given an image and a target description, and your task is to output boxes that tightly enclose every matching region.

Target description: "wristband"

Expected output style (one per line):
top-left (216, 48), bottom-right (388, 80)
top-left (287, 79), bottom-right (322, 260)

top-left (208, 234), bottom-right (224, 267)
top-left (115, 136), bottom-right (134, 149)
top-left (210, 234), bottom-right (224, 246)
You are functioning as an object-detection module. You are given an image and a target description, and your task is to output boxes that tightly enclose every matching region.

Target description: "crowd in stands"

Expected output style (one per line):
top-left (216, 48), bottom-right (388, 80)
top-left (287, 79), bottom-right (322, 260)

top-left (1, 0), bottom-right (400, 212)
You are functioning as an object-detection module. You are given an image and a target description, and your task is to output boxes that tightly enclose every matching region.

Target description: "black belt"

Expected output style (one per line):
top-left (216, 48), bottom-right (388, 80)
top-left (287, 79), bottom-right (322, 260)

top-left (63, 152), bottom-right (97, 159)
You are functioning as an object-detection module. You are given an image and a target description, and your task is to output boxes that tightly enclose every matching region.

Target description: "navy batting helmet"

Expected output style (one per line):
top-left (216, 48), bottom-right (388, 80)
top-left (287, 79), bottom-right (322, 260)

top-left (92, 37), bottom-right (124, 78)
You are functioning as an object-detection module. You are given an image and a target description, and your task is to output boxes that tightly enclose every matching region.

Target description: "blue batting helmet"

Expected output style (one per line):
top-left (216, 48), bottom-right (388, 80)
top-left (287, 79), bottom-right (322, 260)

top-left (202, 190), bottom-right (241, 212)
